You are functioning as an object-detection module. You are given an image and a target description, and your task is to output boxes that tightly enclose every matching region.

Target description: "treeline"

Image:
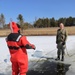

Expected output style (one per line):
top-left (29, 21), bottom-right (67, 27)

top-left (0, 14), bottom-right (34, 29)
top-left (34, 17), bottom-right (75, 28)
top-left (0, 13), bottom-right (75, 29)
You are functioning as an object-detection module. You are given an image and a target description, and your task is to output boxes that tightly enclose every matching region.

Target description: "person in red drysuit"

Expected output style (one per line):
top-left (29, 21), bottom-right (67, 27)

top-left (6, 22), bottom-right (36, 75)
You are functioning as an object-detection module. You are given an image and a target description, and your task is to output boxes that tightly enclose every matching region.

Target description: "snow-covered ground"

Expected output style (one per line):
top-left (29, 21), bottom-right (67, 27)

top-left (0, 36), bottom-right (75, 75)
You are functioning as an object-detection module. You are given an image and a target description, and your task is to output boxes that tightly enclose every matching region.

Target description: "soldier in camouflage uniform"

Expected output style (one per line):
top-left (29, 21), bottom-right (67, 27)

top-left (56, 23), bottom-right (67, 61)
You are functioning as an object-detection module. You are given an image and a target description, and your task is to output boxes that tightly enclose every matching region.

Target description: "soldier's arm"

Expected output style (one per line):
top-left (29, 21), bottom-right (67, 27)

top-left (20, 36), bottom-right (36, 50)
top-left (56, 30), bottom-right (59, 44)
top-left (65, 29), bottom-right (68, 41)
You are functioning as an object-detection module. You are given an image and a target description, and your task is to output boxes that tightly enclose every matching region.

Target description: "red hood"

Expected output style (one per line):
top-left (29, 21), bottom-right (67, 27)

top-left (10, 22), bottom-right (20, 33)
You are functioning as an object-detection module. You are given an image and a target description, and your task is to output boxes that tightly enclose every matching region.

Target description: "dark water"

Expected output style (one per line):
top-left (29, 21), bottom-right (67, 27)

top-left (27, 60), bottom-right (71, 75)
top-left (0, 60), bottom-right (71, 75)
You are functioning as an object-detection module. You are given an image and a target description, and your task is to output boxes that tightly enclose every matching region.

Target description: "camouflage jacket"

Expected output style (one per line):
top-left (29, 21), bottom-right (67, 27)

top-left (56, 28), bottom-right (67, 44)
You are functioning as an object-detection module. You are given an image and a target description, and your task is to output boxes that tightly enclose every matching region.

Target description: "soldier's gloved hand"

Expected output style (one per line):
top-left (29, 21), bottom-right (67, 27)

top-left (31, 44), bottom-right (36, 50)
top-left (62, 42), bottom-right (65, 45)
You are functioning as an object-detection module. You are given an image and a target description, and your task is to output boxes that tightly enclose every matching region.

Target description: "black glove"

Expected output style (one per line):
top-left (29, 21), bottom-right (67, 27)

top-left (25, 44), bottom-right (32, 49)
top-left (62, 42), bottom-right (65, 45)
top-left (32, 45), bottom-right (36, 50)
top-left (33, 47), bottom-right (36, 50)
top-left (32, 44), bottom-right (36, 50)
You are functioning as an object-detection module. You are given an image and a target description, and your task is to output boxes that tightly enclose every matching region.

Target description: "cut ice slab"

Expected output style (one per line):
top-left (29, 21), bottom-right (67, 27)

top-left (32, 50), bottom-right (44, 57)
top-left (32, 49), bottom-right (53, 58)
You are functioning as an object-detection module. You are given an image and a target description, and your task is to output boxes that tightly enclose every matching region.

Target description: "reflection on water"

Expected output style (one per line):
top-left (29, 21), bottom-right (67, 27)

top-left (27, 60), bottom-right (71, 75)
top-left (57, 63), bottom-right (65, 75)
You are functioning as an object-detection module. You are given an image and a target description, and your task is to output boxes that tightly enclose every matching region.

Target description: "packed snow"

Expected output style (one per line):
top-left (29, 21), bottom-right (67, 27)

top-left (0, 36), bottom-right (75, 75)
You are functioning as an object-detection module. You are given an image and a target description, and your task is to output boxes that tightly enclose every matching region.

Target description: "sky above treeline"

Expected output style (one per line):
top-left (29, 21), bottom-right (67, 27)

top-left (0, 0), bottom-right (75, 24)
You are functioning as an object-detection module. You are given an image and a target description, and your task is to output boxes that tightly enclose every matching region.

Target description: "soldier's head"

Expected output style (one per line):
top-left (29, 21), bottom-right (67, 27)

top-left (59, 23), bottom-right (64, 29)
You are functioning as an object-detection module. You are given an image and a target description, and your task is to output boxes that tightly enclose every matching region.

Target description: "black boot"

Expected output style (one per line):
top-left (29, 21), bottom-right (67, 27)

top-left (55, 56), bottom-right (60, 61)
top-left (61, 56), bottom-right (64, 61)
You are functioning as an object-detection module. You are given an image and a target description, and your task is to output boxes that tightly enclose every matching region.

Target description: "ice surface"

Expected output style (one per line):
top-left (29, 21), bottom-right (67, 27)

top-left (0, 36), bottom-right (75, 75)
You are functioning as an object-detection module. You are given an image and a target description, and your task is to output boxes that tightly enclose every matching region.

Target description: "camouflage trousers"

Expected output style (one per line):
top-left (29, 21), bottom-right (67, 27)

top-left (57, 42), bottom-right (66, 60)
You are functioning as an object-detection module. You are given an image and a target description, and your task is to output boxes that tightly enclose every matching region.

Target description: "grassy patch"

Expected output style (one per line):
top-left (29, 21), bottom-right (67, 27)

top-left (0, 27), bottom-right (75, 36)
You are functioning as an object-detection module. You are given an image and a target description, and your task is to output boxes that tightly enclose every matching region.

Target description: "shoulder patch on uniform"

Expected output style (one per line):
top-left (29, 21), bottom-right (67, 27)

top-left (16, 35), bottom-right (22, 42)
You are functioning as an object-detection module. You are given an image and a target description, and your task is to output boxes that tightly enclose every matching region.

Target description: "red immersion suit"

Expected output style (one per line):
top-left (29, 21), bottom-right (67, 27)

top-left (6, 22), bottom-right (35, 75)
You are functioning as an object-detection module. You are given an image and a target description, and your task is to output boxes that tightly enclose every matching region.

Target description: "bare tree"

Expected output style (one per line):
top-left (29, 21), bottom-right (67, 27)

top-left (0, 14), bottom-right (5, 28)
